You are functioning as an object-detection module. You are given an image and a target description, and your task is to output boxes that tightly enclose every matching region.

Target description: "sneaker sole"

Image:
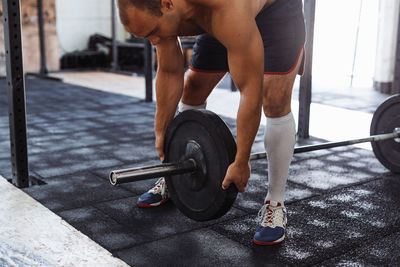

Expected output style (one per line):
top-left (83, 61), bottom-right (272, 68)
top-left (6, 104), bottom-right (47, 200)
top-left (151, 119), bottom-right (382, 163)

top-left (137, 198), bottom-right (170, 208)
top-left (253, 235), bottom-right (285, 246)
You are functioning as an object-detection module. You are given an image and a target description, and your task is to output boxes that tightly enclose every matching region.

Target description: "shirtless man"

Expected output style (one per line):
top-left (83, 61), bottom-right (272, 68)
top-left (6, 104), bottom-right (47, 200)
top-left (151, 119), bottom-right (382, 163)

top-left (117, 0), bottom-right (305, 245)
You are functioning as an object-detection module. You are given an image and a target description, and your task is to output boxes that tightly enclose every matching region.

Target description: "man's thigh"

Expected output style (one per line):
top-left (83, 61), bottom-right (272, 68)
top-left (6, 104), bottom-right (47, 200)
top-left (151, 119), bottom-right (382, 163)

top-left (263, 48), bottom-right (304, 118)
top-left (257, 0), bottom-right (305, 75)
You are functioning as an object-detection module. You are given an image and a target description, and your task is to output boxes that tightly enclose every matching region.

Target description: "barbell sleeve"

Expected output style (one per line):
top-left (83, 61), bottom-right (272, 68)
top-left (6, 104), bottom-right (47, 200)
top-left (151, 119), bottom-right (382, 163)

top-left (250, 130), bottom-right (400, 160)
top-left (110, 159), bottom-right (197, 185)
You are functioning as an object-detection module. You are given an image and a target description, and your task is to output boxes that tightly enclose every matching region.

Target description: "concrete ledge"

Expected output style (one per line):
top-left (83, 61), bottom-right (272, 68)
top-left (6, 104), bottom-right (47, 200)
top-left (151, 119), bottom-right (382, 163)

top-left (0, 176), bottom-right (128, 266)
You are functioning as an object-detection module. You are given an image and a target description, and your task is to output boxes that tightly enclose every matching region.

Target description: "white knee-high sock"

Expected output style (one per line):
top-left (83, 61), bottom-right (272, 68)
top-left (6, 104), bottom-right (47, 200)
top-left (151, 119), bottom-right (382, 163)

top-left (264, 112), bottom-right (296, 204)
top-left (178, 102), bottom-right (207, 113)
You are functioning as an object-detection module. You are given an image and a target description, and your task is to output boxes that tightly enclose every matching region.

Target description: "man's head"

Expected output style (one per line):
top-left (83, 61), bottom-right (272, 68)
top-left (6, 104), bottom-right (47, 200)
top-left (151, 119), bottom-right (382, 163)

top-left (117, 0), bottom-right (163, 26)
top-left (117, 0), bottom-right (181, 45)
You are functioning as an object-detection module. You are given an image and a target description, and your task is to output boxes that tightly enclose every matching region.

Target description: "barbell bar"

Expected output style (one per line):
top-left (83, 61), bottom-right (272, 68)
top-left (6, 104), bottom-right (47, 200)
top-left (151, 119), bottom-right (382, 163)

top-left (110, 128), bottom-right (400, 185)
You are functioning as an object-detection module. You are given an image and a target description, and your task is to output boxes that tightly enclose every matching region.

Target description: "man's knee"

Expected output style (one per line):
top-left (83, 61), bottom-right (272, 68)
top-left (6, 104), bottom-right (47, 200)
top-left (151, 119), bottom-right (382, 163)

top-left (182, 70), bottom-right (225, 105)
top-left (263, 100), bottom-right (291, 118)
top-left (262, 73), bottom-right (298, 118)
top-left (263, 85), bottom-right (293, 117)
top-left (182, 74), bottom-right (204, 105)
top-left (182, 73), bottom-right (199, 96)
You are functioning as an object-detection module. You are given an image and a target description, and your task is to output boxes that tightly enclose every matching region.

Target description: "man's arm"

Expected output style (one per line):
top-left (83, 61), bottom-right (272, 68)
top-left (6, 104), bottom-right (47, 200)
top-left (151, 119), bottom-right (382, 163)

top-left (212, 5), bottom-right (264, 192)
top-left (154, 37), bottom-right (185, 160)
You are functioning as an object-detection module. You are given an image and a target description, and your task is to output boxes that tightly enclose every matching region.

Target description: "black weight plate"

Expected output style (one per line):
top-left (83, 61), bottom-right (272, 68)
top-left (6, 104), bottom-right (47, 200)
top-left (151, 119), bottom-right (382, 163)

top-left (164, 109), bottom-right (238, 221)
top-left (370, 94), bottom-right (400, 173)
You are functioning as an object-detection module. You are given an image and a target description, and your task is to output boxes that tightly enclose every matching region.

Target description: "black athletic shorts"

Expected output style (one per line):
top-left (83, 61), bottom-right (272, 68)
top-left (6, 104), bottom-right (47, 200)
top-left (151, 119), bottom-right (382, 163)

top-left (189, 0), bottom-right (306, 75)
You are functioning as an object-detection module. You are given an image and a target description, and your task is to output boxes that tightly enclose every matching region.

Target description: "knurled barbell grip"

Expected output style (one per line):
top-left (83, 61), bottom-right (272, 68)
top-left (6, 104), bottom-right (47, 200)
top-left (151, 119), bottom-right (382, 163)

top-left (110, 159), bottom-right (197, 185)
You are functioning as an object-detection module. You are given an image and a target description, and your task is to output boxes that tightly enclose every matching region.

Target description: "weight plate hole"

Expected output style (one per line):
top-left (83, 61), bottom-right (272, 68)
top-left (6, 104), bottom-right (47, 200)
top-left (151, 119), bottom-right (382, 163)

top-left (394, 128), bottom-right (400, 143)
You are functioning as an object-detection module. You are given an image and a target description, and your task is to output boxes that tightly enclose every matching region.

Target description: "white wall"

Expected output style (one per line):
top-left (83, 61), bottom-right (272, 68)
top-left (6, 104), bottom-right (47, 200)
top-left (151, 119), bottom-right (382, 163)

top-left (374, 0), bottom-right (400, 83)
top-left (56, 0), bottom-right (127, 56)
top-left (312, 0), bottom-right (379, 88)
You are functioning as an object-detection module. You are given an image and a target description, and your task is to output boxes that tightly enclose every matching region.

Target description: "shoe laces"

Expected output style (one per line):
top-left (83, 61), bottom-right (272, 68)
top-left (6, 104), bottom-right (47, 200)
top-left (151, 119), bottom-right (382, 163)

top-left (149, 177), bottom-right (168, 197)
top-left (257, 201), bottom-right (286, 228)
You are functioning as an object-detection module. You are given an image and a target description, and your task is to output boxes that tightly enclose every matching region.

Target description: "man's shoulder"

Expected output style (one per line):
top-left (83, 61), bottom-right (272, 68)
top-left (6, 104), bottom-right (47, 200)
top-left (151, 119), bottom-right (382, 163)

top-left (186, 0), bottom-right (252, 12)
top-left (185, 0), bottom-right (224, 8)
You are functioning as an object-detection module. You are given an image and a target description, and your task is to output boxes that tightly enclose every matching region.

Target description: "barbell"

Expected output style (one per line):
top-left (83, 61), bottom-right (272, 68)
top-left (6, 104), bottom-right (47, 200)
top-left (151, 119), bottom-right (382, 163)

top-left (110, 94), bottom-right (400, 221)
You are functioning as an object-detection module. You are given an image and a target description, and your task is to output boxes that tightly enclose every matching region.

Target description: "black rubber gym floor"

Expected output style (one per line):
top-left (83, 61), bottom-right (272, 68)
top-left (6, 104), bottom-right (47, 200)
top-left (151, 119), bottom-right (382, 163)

top-left (0, 77), bottom-right (399, 266)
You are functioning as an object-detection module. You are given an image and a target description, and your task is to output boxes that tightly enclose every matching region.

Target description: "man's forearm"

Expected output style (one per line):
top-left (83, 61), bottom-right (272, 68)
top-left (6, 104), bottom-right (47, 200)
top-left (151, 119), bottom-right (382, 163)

top-left (154, 70), bottom-right (184, 136)
top-left (235, 91), bottom-right (262, 163)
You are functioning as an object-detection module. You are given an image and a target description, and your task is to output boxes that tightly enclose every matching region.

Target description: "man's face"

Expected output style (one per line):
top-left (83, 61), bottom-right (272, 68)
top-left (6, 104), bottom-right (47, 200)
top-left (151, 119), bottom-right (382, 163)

top-left (124, 6), bottom-right (179, 45)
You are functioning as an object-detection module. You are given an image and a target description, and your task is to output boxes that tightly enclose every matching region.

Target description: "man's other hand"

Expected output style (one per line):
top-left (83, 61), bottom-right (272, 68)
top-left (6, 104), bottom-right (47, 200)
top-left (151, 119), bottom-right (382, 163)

top-left (155, 132), bottom-right (165, 162)
top-left (222, 160), bottom-right (251, 192)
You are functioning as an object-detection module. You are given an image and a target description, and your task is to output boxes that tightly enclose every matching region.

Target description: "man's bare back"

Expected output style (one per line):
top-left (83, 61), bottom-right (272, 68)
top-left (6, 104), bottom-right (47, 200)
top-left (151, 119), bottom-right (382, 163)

top-left (124, 0), bottom-right (276, 43)
top-left (172, 0), bottom-right (276, 38)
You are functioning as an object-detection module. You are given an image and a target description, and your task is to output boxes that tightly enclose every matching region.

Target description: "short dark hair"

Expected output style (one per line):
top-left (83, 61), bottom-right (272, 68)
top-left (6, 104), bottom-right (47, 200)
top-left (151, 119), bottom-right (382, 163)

top-left (117, 0), bottom-right (163, 25)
